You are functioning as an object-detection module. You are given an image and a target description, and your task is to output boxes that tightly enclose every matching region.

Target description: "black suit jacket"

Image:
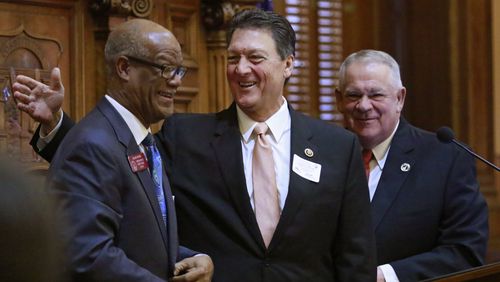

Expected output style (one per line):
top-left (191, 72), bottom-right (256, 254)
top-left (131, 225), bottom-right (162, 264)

top-left (372, 119), bottom-right (488, 281)
top-left (46, 98), bottom-right (194, 281)
top-left (157, 103), bottom-right (376, 282)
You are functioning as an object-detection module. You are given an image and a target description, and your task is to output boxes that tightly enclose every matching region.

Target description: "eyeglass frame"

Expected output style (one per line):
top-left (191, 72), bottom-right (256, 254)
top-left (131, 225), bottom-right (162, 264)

top-left (125, 55), bottom-right (187, 80)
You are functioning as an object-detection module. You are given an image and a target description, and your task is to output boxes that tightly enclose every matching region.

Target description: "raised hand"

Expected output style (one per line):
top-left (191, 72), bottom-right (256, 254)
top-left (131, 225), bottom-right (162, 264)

top-left (12, 67), bottom-right (64, 134)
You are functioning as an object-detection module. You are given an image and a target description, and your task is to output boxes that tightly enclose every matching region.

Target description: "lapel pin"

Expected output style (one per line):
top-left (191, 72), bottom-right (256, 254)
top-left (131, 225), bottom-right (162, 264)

top-left (400, 163), bottom-right (411, 172)
top-left (128, 152), bottom-right (149, 173)
top-left (304, 148), bottom-right (314, 157)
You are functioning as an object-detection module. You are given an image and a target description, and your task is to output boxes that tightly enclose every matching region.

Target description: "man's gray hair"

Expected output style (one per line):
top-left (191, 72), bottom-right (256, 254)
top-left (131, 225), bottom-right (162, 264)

top-left (338, 49), bottom-right (403, 91)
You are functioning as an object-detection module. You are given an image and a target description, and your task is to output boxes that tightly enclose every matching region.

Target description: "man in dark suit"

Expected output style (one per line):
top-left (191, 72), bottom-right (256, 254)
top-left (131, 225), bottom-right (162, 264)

top-left (335, 49), bottom-right (489, 281)
top-left (150, 9), bottom-right (375, 281)
top-left (15, 10), bottom-right (376, 282)
top-left (13, 19), bottom-right (213, 282)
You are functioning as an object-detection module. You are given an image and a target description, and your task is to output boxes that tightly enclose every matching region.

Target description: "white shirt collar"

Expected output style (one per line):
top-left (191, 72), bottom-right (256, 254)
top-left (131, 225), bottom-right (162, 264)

top-left (105, 95), bottom-right (150, 145)
top-left (237, 97), bottom-right (290, 143)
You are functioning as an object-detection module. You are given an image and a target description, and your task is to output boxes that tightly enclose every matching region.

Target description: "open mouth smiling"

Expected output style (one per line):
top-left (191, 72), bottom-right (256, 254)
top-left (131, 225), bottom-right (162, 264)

top-left (239, 81), bottom-right (257, 88)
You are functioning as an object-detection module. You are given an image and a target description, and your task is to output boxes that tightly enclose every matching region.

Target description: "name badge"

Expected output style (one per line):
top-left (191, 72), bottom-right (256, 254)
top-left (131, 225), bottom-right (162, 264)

top-left (128, 152), bottom-right (149, 172)
top-left (292, 154), bottom-right (321, 183)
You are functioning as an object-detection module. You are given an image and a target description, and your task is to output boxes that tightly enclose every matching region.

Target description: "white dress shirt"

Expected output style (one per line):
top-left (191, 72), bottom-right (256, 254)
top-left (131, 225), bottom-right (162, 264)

top-left (237, 98), bottom-right (291, 211)
top-left (367, 121), bottom-right (400, 282)
top-left (104, 95), bottom-right (149, 145)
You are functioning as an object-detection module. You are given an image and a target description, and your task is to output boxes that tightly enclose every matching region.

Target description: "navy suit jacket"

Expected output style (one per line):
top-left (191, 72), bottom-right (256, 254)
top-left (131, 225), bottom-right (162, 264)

top-left (157, 103), bottom-right (376, 282)
top-left (45, 98), bottom-right (195, 281)
top-left (373, 119), bottom-right (488, 281)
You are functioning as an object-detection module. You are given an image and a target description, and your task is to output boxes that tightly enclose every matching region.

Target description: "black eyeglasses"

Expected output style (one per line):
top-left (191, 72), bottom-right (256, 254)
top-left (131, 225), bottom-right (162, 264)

top-left (126, 55), bottom-right (187, 80)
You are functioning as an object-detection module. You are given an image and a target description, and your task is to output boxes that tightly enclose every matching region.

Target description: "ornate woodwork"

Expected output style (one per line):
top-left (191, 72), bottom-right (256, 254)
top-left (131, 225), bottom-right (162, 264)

top-left (0, 1), bottom-right (79, 171)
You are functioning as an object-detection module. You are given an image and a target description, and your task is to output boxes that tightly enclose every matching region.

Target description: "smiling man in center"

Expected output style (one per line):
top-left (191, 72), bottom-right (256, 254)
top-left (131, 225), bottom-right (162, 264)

top-left (159, 9), bottom-right (376, 281)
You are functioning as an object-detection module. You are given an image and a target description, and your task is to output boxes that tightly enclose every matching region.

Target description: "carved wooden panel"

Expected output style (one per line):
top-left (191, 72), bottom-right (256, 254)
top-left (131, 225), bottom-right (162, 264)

top-left (0, 1), bottom-right (79, 170)
top-left (163, 0), bottom-right (205, 114)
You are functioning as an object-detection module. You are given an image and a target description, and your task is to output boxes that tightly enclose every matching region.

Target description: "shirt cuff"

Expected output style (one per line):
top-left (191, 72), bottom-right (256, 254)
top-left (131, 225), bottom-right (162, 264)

top-left (36, 109), bottom-right (64, 151)
top-left (379, 264), bottom-right (400, 282)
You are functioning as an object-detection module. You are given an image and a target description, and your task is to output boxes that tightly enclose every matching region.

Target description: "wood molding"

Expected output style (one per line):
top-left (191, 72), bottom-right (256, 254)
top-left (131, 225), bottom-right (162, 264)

top-left (89, 0), bottom-right (153, 18)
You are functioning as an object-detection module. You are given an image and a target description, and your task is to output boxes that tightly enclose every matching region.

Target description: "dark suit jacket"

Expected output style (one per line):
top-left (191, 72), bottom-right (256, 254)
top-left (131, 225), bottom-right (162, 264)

top-left (372, 118), bottom-right (488, 281)
top-left (46, 98), bottom-right (195, 281)
top-left (157, 103), bottom-right (376, 282)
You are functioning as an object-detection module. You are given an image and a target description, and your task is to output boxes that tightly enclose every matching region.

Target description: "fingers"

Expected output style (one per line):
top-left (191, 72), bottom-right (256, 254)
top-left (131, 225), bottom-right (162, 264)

top-left (12, 81), bottom-right (32, 96)
top-left (173, 260), bottom-right (189, 276)
top-left (171, 268), bottom-right (205, 282)
top-left (13, 91), bottom-right (33, 104)
top-left (172, 255), bottom-right (213, 282)
top-left (50, 67), bottom-right (64, 91)
top-left (15, 74), bottom-right (41, 90)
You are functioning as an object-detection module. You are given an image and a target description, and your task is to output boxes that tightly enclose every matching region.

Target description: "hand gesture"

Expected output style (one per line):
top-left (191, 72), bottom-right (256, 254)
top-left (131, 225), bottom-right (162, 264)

top-left (12, 67), bottom-right (64, 133)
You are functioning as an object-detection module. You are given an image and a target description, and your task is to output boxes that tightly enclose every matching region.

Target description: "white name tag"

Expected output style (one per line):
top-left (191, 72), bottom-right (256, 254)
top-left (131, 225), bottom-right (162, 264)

top-left (292, 154), bottom-right (321, 183)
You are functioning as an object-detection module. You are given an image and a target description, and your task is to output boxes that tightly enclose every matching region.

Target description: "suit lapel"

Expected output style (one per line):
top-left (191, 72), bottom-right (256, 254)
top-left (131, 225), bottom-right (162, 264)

top-left (97, 99), bottom-right (170, 254)
top-left (211, 104), bottom-right (264, 247)
top-left (268, 107), bottom-right (314, 250)
top-left (371, 119), bottom-right (415, 230)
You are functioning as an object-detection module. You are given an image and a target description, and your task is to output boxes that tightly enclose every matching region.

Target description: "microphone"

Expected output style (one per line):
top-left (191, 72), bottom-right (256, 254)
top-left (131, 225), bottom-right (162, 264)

top-left (436, 127), bottom-right (499, 172)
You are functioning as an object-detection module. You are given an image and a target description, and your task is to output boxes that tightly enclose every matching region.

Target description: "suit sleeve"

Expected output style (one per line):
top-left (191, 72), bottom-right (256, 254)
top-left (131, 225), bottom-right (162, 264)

top-left (30, 111), bottom-right (74, 162)
top-left (390, 149), bottom-right (488, 280)
top-left (48, 141), bottom-right (166, 282)
top-left (333, 136), bottom-right (377, 281)
top-left (178, 246), bottom-right (198, 261)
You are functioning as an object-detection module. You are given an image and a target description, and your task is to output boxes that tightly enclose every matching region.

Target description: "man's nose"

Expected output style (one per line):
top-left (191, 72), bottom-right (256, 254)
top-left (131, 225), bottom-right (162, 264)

top-left (167, 74), bottom-right (182, 87)
top-left (235, 58), bottom-right (251, 74)
top-left (355, 95), bottom-right (372, 111)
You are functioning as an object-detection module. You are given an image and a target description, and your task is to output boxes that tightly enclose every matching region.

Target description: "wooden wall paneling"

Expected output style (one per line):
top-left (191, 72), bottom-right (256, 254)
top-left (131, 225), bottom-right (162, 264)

top-left (450, 0), bottom-right (496, 197)
top-left (0, 0), bottom-right (82, 170)
top-left (206, 28), bottom-right (232, 113)
top-left (202, 1), bottom-right (236, 113)
top-left (493, 0), bottom-right (500, 207)
top-left (341, 0), bottom-right (377, 57)
top-left (73, 0), bottom-right (90, 121)
top-left (163, 0), bottom-right (205, 114)
top-left (465, 0), bottom-right (493, 190)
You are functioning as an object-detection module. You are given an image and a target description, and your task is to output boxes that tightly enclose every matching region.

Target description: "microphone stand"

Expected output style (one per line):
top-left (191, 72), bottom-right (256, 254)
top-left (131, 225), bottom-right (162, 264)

top-left (451, 140), bottom-right (500, 172)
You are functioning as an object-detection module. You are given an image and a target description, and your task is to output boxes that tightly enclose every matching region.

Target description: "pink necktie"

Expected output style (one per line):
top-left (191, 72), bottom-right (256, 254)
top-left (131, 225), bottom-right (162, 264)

top-left (252, 122), bottom-right (280, 248)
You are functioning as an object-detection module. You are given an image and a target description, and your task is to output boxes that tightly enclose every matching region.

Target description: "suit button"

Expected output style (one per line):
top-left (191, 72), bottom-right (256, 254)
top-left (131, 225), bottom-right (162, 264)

top-left (264, 263), bottom-right (270, 267)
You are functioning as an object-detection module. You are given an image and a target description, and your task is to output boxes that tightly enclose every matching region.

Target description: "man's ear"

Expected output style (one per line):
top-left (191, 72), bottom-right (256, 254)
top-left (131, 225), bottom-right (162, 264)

top-left (116, 56), bottom-right (131, 81)
top-left (283, 55), bottom-right (294, 78)
top-left (396, 87), bottom-right (406, 113)
top-left (335, 88), bottom-right (344, 113)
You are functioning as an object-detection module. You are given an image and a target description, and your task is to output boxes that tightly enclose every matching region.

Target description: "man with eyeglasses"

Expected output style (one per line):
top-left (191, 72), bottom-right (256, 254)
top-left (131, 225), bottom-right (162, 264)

top-left (126, 55), bottom-right (188, 81)
top-left (12, 19), bottom-right (213, 282)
